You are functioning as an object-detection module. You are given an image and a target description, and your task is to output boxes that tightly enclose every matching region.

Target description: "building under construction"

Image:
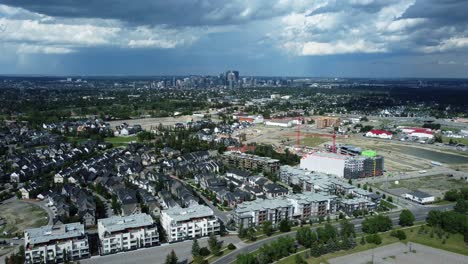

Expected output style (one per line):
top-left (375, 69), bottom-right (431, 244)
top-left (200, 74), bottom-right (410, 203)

top-left (315, 116), bottom-right (340, 129)
top-left (300, 150), bottom-right (383, 179)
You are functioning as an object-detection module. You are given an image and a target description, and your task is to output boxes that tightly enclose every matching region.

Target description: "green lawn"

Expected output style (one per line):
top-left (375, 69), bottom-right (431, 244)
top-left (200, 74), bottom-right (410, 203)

top-left (380, 200), bottom-right (397, 209)
top-left (302, 137), bottom-right (329, 147)
top-left (276, 225), bottom-right (467, 264)
top-left (442, 136), bottom-right (468, 145)
top-left (104, 136), bottom-right (138, 146)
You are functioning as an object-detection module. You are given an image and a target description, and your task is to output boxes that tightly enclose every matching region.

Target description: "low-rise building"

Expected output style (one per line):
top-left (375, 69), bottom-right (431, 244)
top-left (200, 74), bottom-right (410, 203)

top-left (24, 223), bottom-right (89, 264)
top-left (97, 213), bottom-right (159, 255)
top-left (365, 129), bottom-right (393, 139)
top-left (160, 204), bottom-right (220, 242)
top-left (403, 190), bottom-right (435, 204)
top-left (234, 198), bottom-right (293, 228)
top-left (222, 151), bottom-right (280, 175)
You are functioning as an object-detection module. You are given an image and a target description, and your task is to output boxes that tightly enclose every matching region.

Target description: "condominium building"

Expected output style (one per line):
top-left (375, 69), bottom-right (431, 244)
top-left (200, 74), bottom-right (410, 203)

top-left (234, 192), bottom-right (337, 228)
top-left (160, 204), bottom-right (220, 242)
top-left (97, 213), bottom-right (159, 255)
top-left (234, 198), bottom-right (293, 228)
top-left (24, 223), bottom-right (89, 264)
top-left (222, 151), bottom-right (280, 175)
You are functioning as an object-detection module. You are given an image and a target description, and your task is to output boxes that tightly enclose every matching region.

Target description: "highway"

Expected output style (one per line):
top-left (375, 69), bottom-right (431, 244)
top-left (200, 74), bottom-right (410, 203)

top-left (211, 204), bottom-right (454, 264)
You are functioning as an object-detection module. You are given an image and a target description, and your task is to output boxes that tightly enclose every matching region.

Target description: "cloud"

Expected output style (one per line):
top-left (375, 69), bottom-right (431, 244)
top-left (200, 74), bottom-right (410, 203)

top-left (0, 4), bottom-right (232, 54)
top-left (1, 0), bottom-right (468, 60)
top-left (0, 0), bottom-right (311, 27)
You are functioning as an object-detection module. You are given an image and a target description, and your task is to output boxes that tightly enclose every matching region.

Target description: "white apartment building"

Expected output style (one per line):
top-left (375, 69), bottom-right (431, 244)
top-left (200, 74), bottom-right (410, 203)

top-left (160, 204), bottom-right (220, 242)
top-left (97, 213), bottom-right (159, 255)
top-left (24, 223), bottom-right (89, 264)
top-left (234, 198), bottom-right (294, 228)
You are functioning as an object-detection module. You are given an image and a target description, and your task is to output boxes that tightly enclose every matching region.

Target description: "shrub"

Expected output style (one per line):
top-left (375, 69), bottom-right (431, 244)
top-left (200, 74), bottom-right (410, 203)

top-left (199, 247), bottom-right (211, 257)
top-left (390, 230), bottom-right (407, 240)
top-left (227, 243), bottom-right (236, 250)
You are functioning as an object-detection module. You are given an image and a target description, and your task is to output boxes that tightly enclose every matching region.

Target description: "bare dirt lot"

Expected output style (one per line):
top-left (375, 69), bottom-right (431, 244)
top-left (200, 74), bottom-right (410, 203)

top-left (328, 242), bottom-right (467, 264)
top-left (0, 201), bottom-right (48, 237)
top-left (376, 174), bottom-right (468, 198)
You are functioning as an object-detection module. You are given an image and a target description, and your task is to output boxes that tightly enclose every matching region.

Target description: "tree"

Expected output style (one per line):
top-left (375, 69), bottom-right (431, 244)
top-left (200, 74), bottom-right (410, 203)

top-left (192, 238), bottom-right (200, 257)
top-left (348, 179), bottom-right (352, 185)
top-left (208, 234), bottom-right (221, 256)
top-left (279, 219), bottom-right (291, 232)
top-left (165, 250), bottom-right (178, 264)
top-left (296, 227), bottom-right (316, 248)
top-left (262, 221), bottom-right (274, 236)
top-left (236, 253), bottom-right (257, 264)
top-left (362, 215), bottom-right (392, 234)
top-left (444, 189), bottom-right (460, 201)
top-left (454, 198), bottom-right (468, 214)
top-left (366, 234), bottom-right (382, 245)
top-left (399, 209), bottom-right (415, 226)
top-left (340, 219), bottom-right (355, 238)
top-left (295, 254), bottom-right (307, 264)
top-left (247, 227), bottom-right (256, 241)
top-left (238, 224), bottom-right (247, 239)
top-left (390, 230), bottom-right (407, 240)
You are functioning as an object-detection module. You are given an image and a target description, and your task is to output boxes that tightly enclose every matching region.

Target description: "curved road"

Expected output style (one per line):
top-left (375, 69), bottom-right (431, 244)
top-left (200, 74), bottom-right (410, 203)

top-left (211, 204), bottom-right (454, 264)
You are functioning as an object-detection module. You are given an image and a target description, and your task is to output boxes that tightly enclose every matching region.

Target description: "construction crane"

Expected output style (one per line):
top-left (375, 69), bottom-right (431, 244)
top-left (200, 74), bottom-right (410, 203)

top-left (287, 128), bottom-right (343, 153)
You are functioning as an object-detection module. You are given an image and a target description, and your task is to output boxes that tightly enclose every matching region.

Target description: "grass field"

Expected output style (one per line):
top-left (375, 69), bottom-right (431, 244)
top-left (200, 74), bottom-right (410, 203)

top-left (302, 137), bottom-right (329, 147)
top-left (277, 225), bottom-right (467, 264)
top-left (104, 136), bottom-right (138, 146)
top-left (376, 174), bottom-right (468, 198)
top-left (0, 202), bottom-right (48, 237)
top-left (442, 136), bottom-right (468, 145)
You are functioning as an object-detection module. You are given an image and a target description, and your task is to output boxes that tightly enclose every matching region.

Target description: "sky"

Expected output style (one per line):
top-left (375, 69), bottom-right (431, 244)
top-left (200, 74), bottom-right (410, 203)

top-left (0, 0), bottom-right (468, 78)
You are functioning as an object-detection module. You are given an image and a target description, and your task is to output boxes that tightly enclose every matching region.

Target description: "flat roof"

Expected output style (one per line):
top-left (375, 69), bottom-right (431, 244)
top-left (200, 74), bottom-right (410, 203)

top-left (25, 223), bottom-right (85, 245)
top-left (98, 213), bottom-right (154, 233)
top-left (162, 204), bottom-right (214, 222)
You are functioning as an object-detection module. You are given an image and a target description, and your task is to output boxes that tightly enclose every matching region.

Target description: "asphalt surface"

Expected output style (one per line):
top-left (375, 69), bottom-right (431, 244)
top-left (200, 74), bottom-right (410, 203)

top-left (81, 235), bottom-right (241, 264)
top-left (211, 204), bottom-right (454, 264)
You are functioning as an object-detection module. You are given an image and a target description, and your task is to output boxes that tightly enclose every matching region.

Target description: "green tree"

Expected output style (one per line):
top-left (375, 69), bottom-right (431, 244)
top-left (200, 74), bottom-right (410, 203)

top-left (279, 219), bottom-right (291, 232)
top-left (208, 234), bottom-right (221, 256)
top-left (454, 198), bottom-right (468, 214)
top-left (165, 250), bottom-right (178, 264)
top-left (340, 219), bottom-right (355, 238)
top-left (262, 221), bottom-right (274, 236)
top-left (296, 227), bottom-right (316, 248)
top-left (399, 209), bottom-right (415, 226)
top-left (192, 238), bottom-right (200, 257)
top-left (362, 215), bottom-right (392, 234)
top-left (295, 254), bottom-right (307, 264)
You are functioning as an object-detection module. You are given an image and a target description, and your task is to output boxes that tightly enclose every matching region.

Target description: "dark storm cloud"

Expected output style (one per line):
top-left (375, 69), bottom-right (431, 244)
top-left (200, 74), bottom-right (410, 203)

top-left (401, 0), bottom-right (468, 25)
top-left (0, 0), bottom-right (296, 27)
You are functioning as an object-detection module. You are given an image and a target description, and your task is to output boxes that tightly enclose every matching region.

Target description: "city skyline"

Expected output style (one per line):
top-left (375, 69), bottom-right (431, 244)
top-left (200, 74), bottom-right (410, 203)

top-left (1, 1), bottom-right (468, 78)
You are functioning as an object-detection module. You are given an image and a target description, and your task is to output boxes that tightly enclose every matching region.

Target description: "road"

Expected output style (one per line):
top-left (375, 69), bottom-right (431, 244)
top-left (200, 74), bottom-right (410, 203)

top-left (211, 204), bottom-right (454, 264)
top-left (81, 235), bottom-right (241, 264)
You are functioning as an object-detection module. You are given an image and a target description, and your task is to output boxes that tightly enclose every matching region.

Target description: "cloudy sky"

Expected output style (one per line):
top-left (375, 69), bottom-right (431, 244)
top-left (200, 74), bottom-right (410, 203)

top-left (1, 0), bottom-right (468, 77)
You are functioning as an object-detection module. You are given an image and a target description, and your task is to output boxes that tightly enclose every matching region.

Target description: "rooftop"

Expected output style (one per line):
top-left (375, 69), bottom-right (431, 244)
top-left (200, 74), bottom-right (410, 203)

top-left (162, 204), bottom-right (214, 222)
top-left (25, 223), bottom-right (85, 245)
top-left (98, 213), bottom-right (154, 233)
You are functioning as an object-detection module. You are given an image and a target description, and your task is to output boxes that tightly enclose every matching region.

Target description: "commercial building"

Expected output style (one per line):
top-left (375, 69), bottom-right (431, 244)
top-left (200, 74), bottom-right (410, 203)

top-left (403, 190), bottom-right (435, 204)
top-left (315, 117), bottom-right (340, 129)
top-left (97, 213), bottom-right (159, 255)
top-left (300, 151), bottom-right (383, 179)
top-left (264, 119), bottom-right (295, 127)
top-left (160, 204), bottom-right (220, 242)
top-left (24, 223), bottom-right (89, 264)
top-left (365, 129), bottom-right (393, 139)
top-left (401, 127), bottom-right (434, 139)
top-left (222, 151), bottom-right (280, 175)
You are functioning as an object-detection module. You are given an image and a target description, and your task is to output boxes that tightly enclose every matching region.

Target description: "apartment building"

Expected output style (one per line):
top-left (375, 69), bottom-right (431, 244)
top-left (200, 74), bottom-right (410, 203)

top-left (234, 198), bottom-right (293, 228)
top-left (97, 213), bottom-right (159, 255)
top-left (160, 204), bottom-right (220, 242)
top-left (222, 151), bottom-right (280, 175)
top-left (24, 223), bottom-right (89, 264)
top-left (233, 191), bottom-right (338, 228)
